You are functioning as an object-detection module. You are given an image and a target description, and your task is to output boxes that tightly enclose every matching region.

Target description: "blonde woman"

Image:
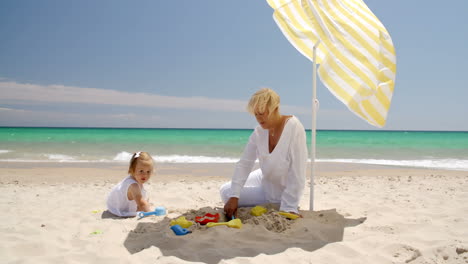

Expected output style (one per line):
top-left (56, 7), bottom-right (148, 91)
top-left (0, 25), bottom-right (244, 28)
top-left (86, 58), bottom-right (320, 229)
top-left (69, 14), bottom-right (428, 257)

top-left (220, 88), bottom-right (308, 218)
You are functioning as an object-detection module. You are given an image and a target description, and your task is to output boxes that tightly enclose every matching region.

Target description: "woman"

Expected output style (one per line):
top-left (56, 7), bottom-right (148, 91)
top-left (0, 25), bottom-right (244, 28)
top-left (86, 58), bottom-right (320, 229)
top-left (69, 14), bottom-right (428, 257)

top-left (220, 88), bottom-right (308, 219)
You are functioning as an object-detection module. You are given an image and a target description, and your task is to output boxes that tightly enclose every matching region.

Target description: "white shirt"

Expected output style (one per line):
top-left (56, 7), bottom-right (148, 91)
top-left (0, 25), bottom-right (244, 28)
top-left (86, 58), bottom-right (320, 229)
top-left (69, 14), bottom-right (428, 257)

top-left (106, 175), bottom-right (147, 217)
top-left (230, 116), bottom-right (308, 213)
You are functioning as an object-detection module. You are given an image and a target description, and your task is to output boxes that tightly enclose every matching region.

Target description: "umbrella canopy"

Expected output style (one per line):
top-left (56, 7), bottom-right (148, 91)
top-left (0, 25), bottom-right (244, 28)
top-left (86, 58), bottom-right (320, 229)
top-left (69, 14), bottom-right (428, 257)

top-left (267, 0), bottom-right (396, 127)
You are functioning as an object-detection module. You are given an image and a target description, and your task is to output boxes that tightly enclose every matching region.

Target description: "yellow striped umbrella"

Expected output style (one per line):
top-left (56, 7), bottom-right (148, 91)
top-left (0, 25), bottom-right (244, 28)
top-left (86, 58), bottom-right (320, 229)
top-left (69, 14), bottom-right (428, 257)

top-left (266, 0), bottom-right (396, 210)
top-left (267, 0), bottom-right (396, 127)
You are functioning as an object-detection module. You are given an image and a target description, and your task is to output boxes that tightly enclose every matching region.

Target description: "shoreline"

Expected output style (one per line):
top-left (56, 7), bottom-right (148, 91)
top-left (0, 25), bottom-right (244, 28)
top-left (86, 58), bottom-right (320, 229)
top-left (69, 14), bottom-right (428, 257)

top-left (0, 161), bottom-right (465, 185)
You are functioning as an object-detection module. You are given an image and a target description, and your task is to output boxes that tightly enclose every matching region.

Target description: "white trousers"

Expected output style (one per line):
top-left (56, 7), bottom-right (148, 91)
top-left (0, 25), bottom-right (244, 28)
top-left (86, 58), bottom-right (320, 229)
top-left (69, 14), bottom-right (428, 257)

top-left (220, 169), bottom-right (269, 207)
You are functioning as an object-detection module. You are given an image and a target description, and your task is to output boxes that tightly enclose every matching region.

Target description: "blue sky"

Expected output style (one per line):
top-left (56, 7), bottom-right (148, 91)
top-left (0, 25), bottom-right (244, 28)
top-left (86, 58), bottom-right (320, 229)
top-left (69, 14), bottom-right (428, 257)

top-left (0, 0), bottom-right (467, 130)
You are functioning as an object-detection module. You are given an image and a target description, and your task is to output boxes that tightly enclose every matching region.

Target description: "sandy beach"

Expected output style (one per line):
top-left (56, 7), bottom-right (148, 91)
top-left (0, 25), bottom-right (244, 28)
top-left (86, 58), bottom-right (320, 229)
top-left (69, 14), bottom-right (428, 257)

top-left (1, 162), bottom-right (467, 264)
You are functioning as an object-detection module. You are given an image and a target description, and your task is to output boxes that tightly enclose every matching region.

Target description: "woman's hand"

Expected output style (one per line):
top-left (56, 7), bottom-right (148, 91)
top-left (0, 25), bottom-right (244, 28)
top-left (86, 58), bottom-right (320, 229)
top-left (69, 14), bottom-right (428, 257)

top-left (224, 197), bottom-right (239, 219)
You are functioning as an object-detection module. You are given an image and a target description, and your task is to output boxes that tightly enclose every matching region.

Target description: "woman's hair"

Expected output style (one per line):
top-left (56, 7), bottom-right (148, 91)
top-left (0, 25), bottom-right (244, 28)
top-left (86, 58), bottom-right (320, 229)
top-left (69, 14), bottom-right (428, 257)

top-left (128, 151), bottom-right (154, 174)
top-left (247, 88), bottom-right (280, 116)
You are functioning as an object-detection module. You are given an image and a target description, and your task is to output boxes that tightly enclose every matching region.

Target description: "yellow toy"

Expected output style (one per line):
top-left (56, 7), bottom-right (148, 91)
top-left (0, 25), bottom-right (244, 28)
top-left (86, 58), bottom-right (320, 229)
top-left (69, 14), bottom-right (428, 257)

top-left (170, 216), bottom-right (193, 228)
top-left (206, 218), bottom-right (242, 229)
top-left (250, 206), bottom-right (267, 216)
top-left (278, 211), bottom-right (300, 220)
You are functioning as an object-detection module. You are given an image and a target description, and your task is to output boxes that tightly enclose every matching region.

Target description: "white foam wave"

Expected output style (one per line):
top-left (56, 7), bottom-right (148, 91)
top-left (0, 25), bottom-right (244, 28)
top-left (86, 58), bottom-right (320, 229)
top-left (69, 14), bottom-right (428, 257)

top-left (113, 151), bottom-right (133, 161)
top-left (0, 155), bottom-right (236, 164)
top-left (113, 152), bottom-right (238, 163)
top-left (155, 155), bottom-right (238, 163)
top-left (1, 154), bottom-right (468, 171)
top-left (0, 150), bottom-right (11, 154)
top-left (44, 154), bottom-right (76, 162)
top-left (318, 158), bottom-right (468, 171)
top-left (0, 159), bottom-right (91, 163)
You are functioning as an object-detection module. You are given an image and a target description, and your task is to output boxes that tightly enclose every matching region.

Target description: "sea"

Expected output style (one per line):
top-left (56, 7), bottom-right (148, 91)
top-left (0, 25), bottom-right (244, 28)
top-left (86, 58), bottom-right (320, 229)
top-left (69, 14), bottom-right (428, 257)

top-left (1, 127), bottom-right (467, 171)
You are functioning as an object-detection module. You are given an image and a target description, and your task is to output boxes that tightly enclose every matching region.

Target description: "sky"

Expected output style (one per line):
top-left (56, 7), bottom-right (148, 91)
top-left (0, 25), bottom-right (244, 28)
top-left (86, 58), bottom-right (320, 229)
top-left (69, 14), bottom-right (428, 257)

top-left (0, 0), bottom-right (467, 130)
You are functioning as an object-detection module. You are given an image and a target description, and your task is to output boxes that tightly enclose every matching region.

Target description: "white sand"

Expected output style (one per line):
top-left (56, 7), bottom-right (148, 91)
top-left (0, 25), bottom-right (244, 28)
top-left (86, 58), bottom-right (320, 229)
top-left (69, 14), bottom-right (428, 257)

top-left (1, 163), bottom-right (467, 263)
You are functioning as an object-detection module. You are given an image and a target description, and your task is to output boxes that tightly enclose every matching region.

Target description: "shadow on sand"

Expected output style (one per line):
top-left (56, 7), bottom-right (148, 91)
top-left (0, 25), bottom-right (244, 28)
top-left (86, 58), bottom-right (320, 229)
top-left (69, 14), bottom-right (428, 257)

top-left (101, 210), bottom-right (138, 219)
top-left (123, 208), bottom-right (366, 264)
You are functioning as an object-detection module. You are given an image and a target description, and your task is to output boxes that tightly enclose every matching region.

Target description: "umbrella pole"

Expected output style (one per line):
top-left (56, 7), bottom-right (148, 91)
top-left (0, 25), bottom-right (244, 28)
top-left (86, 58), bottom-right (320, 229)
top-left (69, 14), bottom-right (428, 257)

top-left (310, 40), bottom-right (320, 211)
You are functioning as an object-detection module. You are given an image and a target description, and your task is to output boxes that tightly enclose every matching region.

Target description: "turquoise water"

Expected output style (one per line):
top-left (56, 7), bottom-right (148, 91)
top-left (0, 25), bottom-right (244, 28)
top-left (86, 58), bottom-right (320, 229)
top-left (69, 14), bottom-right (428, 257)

top-left (1, 127), bottom-right (467, 170)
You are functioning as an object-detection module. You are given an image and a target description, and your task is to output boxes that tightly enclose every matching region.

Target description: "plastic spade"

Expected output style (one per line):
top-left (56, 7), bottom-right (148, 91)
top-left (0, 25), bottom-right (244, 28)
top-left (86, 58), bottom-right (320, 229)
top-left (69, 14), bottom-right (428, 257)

top-left (206, 218), bottom-right (242, 229)
top-left (137, 206), bottom-right (166, 219)
top-left (278, 212), bottom-right (300, 220)
top-left (170, 224), bottom-right (191, 236)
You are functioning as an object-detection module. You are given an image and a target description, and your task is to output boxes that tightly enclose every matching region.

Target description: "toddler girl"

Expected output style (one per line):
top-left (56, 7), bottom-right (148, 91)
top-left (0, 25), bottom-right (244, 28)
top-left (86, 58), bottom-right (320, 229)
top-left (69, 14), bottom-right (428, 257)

top-left (107, 151), bottom-right (154, 217)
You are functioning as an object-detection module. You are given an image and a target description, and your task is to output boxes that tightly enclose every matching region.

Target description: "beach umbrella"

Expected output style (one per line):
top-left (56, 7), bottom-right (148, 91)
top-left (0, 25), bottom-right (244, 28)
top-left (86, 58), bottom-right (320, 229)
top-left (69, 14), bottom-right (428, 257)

top-left (266, 0), bottom-right (397, 210)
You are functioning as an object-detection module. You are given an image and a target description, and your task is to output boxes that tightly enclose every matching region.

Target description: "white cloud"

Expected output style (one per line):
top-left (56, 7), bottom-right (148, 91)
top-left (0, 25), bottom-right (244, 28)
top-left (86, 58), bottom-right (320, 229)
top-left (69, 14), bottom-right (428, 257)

top-left (0, 80), bottom-right (310, 114)
top-left (0, 107), bottom-right (17, 111)
top-left (0, 81), bottom-right (245, 111)
top-left (0, 80), bottom-right (317, 128)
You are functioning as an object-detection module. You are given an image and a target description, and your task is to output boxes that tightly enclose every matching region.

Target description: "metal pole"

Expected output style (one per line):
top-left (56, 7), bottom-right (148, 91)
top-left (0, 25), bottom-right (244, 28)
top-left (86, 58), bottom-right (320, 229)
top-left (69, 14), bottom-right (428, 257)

top-left (310, 40), bottom-right (320, 211)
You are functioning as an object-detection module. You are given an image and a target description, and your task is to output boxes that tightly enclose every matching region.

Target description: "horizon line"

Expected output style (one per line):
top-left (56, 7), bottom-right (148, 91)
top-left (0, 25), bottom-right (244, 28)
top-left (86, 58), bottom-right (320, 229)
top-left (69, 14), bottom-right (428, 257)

top-left (0, 126), bottom-right (467, 133)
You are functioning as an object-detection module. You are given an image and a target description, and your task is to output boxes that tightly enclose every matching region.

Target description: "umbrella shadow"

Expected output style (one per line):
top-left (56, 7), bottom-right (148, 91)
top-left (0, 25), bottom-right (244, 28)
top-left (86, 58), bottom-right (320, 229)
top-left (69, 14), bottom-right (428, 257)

top-left (123, 208), bottom-right (366, 264)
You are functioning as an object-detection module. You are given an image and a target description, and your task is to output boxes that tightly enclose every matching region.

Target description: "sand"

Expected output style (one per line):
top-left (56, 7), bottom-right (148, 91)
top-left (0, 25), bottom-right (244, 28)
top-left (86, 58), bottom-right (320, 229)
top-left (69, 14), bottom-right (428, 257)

top-left (1, 162), bottom-right (467, 264)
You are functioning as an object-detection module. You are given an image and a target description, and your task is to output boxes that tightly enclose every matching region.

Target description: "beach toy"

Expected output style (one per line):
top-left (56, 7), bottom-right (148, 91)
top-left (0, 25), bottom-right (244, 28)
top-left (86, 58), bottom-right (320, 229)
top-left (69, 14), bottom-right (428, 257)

top-left (90, 230), bottom-right (103, 235)
top-left (195, 213), bottom-right (220, 225)
top-left (170, 216), bottom-right (193, 228)
top-left (278, 211), bottom-right (300, 220)
top-left (137, 206), bottom-right (166, 219)
top-left (206, 218), bottom-right (242, 229)
top-left (250, 206), bottom-right (267, 216)
top-left (170, 224), bottom-right (192, 236)
top-left (154, 206), bottom-right (166, 215)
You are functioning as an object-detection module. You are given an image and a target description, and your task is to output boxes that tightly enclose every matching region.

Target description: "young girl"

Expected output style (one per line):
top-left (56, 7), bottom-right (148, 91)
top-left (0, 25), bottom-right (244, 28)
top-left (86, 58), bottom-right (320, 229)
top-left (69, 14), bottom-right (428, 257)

top-left (107, 151), bottom-right (154, 217)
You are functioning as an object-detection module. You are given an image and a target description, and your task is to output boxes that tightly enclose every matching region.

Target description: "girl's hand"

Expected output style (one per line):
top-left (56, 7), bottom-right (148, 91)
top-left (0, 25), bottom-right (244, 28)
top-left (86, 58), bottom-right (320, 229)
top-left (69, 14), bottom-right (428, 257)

top-left (128, 183), bottom-right (151, 212)
top-left (224, 197), bottom-right (239, 219)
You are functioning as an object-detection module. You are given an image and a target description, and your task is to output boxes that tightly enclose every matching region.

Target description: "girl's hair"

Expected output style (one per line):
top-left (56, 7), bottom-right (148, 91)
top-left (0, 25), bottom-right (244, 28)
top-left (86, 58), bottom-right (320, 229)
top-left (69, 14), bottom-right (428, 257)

top-left (128, 151), bottom-right (154, 174)
top-left (247, 88), bottom-right (280, 116)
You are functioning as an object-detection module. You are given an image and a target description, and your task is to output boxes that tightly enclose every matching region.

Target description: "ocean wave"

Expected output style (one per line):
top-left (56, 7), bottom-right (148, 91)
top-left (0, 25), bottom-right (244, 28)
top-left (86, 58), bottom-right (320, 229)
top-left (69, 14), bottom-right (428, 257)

top-left (155, 155), bottom-right (238, 163)
top-left (318, 158), bottom-right (468, 171)
top-left (44, 154), bottom-right (76, 162)
top-left (111, 152), bottom-right (237, 163)
top-left (1, 154), bottom-right (467, 171)
top-left (0, 155), bottom-right (238, 164)
top-left (0, 150), bottom-right (11, 154)
top-left (0, 159), bottom-right (91, 163)
top-left (113, 151), bottom-right (133, 161)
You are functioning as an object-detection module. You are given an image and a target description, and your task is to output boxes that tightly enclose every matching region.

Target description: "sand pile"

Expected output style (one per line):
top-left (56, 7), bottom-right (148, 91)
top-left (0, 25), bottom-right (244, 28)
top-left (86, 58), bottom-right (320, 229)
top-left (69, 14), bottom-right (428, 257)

top-left (173, 204), bottom-right (294, 233)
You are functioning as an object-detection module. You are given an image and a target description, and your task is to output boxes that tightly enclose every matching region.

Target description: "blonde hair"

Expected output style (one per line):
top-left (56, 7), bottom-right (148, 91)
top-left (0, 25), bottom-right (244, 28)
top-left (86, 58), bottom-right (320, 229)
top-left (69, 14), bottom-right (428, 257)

top-left (247, 88), bottom-right (280, 116)
top-left (128, 151), bottom-right (154, 174)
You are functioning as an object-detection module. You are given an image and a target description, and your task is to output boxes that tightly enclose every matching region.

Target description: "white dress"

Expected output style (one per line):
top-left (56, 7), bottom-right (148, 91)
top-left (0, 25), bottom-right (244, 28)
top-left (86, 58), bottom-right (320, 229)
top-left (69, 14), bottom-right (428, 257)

top-left (220, 116), bottom-right (308, 213)
top-left (106, 176), bottom-right (147, 217)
